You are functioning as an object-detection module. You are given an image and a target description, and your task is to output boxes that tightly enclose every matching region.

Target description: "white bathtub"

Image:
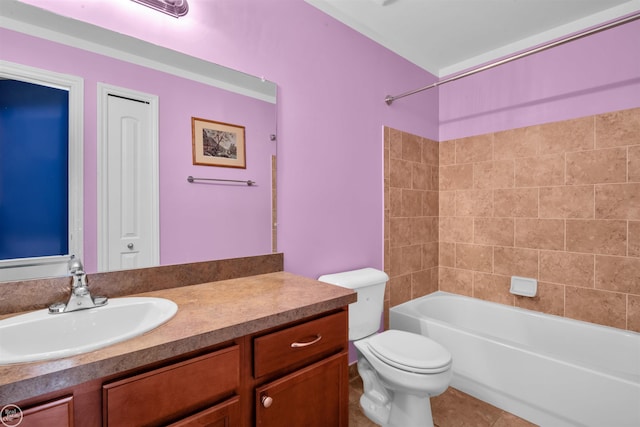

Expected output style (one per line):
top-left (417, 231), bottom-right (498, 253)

top-left (389, 291), bottom-right (640, 427)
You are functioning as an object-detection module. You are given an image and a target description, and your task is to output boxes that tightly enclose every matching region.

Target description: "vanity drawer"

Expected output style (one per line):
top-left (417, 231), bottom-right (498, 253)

top-left (254, 311), bottom-right (347, 378)
top-left (103, 345), bottom-right (239, 426)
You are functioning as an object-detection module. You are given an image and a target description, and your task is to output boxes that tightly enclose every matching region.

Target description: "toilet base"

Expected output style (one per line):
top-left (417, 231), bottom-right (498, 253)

top-left (359, 358), bottom-right (392, 425)
top-left (360, 392), bottom-right (435, 427)
top-left (387, 392), bottom-right (434, 427)
top-left (360, 393), bottom-right (390, 426)
top-left (357, 355), bottom-right (438, 427)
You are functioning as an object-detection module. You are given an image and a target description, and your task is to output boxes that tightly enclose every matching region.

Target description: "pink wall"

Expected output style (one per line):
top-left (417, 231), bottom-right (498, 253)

top-left (17, 0), bottom-right (439, 279)
top-left (17, 1), bottom-right (638, 281)
top-left (1, 28), bottom-right (276, 271)
top-left (439, 18), bottom-right (640, 140)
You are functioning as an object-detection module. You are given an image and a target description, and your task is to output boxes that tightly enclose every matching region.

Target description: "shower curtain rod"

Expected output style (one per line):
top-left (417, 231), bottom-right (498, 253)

top-left (384, 12), bottom-right (640, 105)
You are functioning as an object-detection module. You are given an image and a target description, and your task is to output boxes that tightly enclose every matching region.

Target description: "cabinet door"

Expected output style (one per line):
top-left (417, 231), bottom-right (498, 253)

top-left (18, 395), bottom-right (73, 427)
top-left (255, 352), bottom-right (347, 427)
top-left (167, 396), bottom-right (240, 427)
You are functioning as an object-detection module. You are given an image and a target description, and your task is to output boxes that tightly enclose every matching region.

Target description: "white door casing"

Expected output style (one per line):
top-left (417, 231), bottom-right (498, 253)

top-left (98, 84), bottom-right (159, 272)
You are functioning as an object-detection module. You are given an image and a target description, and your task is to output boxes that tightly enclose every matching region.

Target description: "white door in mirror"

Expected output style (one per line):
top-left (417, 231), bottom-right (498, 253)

top-left (100, 88), bottom-right (159, 272)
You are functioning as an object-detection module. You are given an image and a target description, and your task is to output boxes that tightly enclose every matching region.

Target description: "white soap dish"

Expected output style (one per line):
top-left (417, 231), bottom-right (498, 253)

top-left (510, 276), bottom-right (537, 297)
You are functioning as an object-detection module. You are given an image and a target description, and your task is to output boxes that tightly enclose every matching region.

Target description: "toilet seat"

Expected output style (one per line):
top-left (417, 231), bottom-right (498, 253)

top-left (367, 330), bottom-right (452, 374)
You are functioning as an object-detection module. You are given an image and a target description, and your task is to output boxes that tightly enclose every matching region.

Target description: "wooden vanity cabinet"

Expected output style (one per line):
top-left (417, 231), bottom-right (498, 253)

top-left (252, 310), bottom-right (349, 427)
top-left (11, 307), bottom-right (350, 427)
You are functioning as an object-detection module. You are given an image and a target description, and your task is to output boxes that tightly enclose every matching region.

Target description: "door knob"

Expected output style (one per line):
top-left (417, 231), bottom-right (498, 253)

top-left (127, 243), bottom-right (134, 249)
top-left (261, 395), bottom-right (273, 408)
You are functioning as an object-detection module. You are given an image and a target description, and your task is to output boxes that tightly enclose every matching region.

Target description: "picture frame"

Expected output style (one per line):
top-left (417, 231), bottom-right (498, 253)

top-left (191, 117), bottom-right (246, 168)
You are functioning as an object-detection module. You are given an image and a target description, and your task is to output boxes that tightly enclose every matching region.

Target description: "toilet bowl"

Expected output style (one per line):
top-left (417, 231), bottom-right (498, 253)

top-left (318, 268), bottom-right (452, 427)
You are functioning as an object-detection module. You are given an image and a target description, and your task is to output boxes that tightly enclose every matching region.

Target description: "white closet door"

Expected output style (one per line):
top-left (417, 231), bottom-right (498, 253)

top-left (101, 91), bottom-right (159, 271)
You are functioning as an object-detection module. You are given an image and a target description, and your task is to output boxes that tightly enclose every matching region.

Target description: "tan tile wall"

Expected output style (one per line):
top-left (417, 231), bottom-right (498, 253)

top-left (385, 107), bottom-right (640, 333)
top-left (438, 107), bottom-right (640, 332)
top-left (384, 127), bottom-right (440, 327)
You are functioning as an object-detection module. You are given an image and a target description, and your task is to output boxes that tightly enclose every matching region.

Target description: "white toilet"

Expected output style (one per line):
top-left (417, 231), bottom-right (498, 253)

top-left (319, 268), bottom-right (452, 427)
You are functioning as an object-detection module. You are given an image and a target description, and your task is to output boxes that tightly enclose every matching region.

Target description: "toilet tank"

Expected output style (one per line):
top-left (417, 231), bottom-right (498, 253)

top-left (318, 268), bottom-right (389, 341)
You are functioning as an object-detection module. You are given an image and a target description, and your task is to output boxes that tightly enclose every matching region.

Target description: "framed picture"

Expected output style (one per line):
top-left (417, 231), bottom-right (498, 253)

top-left (192, 117), bottom-right (246, 168)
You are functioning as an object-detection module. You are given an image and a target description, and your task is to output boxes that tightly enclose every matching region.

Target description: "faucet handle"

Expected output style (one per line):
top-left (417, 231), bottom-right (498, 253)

top-left (48, 302), bottom-right (66, 314)
top-left (93, 296), bottom-right (108, 306)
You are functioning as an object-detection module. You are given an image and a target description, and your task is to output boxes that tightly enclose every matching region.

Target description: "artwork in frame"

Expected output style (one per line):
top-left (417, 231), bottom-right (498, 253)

top-left (191, 117), bottom-right (246, 168)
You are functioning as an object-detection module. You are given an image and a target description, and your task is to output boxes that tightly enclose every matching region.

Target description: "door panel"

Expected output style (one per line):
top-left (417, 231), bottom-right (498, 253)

top-left (101, 90), bottom-right (158, 271)
top-left (255, 353), bottom-right (347, 427)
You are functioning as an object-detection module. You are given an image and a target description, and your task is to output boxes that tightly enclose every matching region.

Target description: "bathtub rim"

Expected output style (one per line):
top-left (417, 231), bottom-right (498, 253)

top-left (391, 290), bottom-right (640, 339)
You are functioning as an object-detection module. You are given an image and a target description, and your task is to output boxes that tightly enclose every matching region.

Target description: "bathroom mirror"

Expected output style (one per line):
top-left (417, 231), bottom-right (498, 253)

top-left (0, 1), bottom-right (277, 281)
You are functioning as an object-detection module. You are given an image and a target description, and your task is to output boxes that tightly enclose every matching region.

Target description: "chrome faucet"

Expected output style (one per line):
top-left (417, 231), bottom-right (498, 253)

top-left (49, 257), bottom-right (108, 314)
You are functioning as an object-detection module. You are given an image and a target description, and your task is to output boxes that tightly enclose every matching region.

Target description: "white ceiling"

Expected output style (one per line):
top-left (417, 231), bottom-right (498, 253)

top-left (305, 0), bottom-right (640, 77)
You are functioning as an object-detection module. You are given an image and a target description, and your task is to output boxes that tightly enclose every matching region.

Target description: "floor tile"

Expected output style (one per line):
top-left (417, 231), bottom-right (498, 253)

top-left (349, 375), bottom-right (537, 427)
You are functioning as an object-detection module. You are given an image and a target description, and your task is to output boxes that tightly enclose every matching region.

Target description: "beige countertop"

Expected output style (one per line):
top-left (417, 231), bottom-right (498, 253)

top-left (0, 271), bottom-right (356, 405)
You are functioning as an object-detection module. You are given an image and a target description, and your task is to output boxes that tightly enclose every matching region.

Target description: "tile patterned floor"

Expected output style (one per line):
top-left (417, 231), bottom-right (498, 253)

top-left (349, 375), bottom-right (537, 427)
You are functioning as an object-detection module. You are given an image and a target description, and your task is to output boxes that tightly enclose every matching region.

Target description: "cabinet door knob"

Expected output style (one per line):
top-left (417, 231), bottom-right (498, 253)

top-left (261, 395), bottom-right (273, 408)
top-left (127, 243), bottom-right (134, 249)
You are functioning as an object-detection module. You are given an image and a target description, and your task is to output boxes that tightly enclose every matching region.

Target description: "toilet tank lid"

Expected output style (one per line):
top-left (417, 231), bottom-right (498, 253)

top-left (318, 268), bottom-right (389, 289)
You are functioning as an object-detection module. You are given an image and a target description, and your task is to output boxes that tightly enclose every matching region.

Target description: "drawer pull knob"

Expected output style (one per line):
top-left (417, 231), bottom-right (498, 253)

top-left (291, 334), bottom-right (322, 348)
top-left (262, 395), bottom-right (273, 408)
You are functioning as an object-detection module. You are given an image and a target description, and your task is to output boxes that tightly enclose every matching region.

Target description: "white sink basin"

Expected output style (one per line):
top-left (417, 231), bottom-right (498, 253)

top-left (0, 297), bottom-right (178, 365)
